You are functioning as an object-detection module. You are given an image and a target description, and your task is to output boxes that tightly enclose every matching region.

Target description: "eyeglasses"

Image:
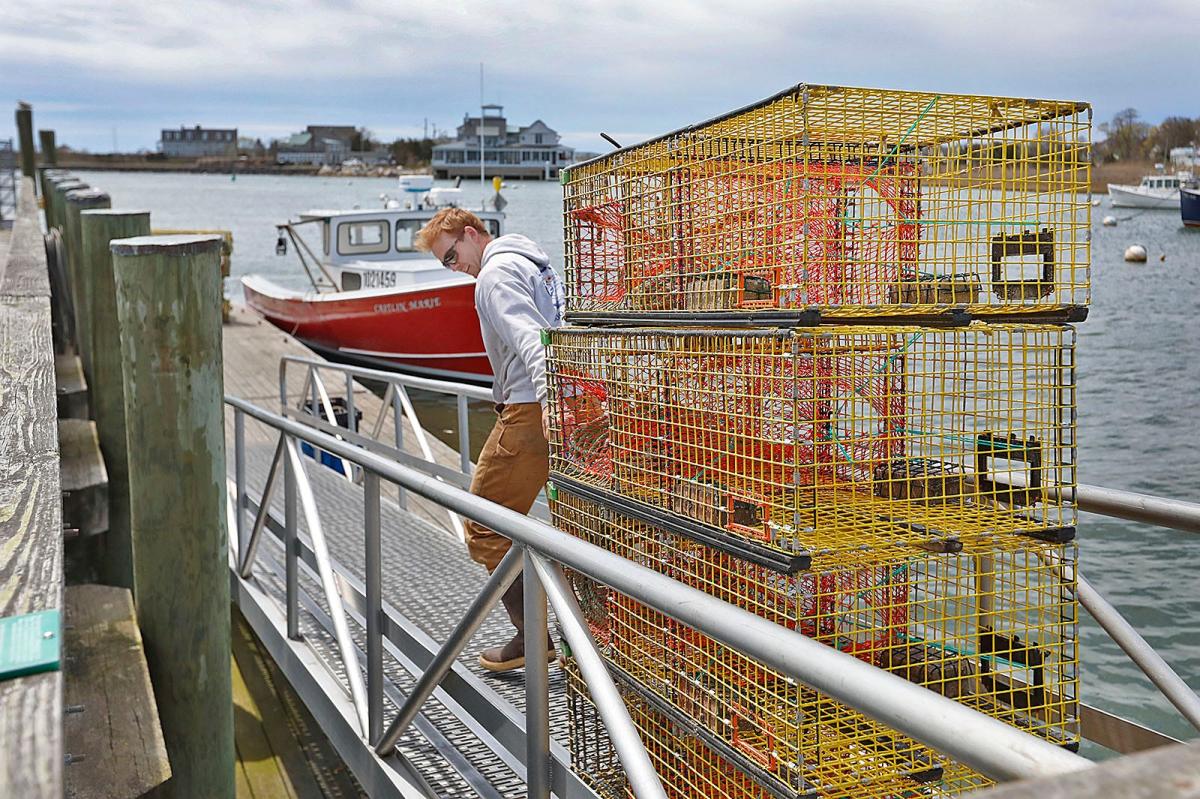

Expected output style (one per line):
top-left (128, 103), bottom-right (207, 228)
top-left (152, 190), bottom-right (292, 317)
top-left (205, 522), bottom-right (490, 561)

top-left (441, 233), bottom-right (465, 268)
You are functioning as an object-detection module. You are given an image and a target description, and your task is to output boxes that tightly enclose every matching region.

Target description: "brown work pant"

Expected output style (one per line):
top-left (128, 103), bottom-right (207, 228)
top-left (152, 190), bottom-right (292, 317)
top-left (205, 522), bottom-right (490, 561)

top-left (466, 402), bottom-right (549, 572)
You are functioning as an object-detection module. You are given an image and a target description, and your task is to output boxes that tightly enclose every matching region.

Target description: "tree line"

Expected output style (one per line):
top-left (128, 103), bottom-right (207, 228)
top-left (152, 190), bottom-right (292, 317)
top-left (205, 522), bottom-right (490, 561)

top-left (1097, 109), bottom-right (1198, 163)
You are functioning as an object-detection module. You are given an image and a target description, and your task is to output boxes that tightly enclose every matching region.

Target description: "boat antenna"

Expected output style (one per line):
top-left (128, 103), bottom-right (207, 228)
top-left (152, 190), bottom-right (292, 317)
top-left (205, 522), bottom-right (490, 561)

top-left (601, 132), bottom-right (622, 149)
top-left (480, 63), bottom-right (486, 210)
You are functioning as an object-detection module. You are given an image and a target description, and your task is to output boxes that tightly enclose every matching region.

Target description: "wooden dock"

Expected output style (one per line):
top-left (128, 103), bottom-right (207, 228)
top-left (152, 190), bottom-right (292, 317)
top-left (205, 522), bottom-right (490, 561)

top-left (0, 177), bottom-right (64, 798)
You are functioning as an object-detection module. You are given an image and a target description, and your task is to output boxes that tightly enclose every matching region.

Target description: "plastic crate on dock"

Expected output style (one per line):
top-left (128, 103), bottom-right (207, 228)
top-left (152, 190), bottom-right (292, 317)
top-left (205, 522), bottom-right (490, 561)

top-left (553, 489), bottom-right (1077, 796)
top-left (561, 84), bottom-right (1090, 321)
top-left (547, 324), bottom-right (1077, 558)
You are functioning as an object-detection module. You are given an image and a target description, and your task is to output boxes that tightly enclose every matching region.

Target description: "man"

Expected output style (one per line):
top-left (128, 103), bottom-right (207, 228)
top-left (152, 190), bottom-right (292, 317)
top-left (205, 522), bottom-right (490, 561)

top-left (415, 207), bottom-right (564, 672)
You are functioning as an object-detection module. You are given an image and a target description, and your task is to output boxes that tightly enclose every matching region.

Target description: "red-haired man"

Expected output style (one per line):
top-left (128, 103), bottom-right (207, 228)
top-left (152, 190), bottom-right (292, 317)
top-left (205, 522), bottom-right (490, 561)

top-left (416, 208), bottom-right (564, 672)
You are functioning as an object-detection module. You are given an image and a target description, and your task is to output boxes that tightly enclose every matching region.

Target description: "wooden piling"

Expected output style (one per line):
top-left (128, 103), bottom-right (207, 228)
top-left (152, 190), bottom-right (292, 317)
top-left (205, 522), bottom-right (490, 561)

top-left (80, 209), bottom-right (151, 590)
top-left (38, 130), bottom-right (57, 166)
top-left (63, 188), bottom-right (110, 383)
top-left (50, 178), bottom-right (86, 235)
top-left (111, 234), bottom-right (234, 799)
top-left (39, 168), bottom-right (68, 234)
top-left (15, 101), bottom-right (35, 178)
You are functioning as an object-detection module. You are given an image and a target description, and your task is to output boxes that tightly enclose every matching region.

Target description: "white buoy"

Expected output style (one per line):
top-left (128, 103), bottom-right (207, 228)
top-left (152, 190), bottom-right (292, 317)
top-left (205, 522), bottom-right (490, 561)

top-left (1092, 198), bottom-right (1101, 207)
top-left (1124, 244), bottom-right (1147, 262)
top-left (1102, 215), bottom-right (1117, 226)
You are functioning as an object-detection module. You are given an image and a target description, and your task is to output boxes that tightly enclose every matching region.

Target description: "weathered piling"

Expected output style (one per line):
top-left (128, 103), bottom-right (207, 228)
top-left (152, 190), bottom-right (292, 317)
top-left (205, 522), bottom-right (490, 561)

top-left (50, 178), bottom-right (87, 234)
top-left (81, 209), bottom-right (151, 590)
top-left (15, 101), bottom-right (35, 177)
top-left (111, 234), bottom-right (234, 799)
top-left (63, 188), bottom-right (111, 382)
top-left (38, 130), bottom-right (57, 166)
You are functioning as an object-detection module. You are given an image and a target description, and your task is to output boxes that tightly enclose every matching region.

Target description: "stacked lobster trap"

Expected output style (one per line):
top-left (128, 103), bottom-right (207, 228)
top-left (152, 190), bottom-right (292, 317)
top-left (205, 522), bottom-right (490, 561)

top-left (547, 82), bottom-right (1090, 799)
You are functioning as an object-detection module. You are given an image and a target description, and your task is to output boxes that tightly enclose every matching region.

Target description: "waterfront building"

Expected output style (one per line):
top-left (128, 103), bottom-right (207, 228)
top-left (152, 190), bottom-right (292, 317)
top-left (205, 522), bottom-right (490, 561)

top-left (1170, 146), bottom-right (1197, 169)
top-left (431, 104), bottom-right (574, 180)
top-left (275, 126), bottom-right (389, 166)
top-left (306, 125), bottom-right (358, 147)
top-left (160, 125), bottom-right (237, 158)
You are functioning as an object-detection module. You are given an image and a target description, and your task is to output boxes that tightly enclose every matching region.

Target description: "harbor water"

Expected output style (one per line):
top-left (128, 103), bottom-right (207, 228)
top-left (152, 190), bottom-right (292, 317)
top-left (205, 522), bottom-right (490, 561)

top-left (78, 169), bottom-right (1200, 746)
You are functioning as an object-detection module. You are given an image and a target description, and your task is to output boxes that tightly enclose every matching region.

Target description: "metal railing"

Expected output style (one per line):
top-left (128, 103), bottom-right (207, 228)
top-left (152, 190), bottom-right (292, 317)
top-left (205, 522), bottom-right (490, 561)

top-left (228, 393), bottom-right (1097, 799)
top-left (265, 357), bottom-right (1200, 754)
top-left (277, 354), bottom-right (551, 525)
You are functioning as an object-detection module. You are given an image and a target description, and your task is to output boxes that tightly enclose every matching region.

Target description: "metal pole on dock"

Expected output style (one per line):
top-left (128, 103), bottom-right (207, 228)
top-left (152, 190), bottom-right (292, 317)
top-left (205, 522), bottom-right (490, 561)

top-left (14, 101), bottom-right (35, 178)
top-left (111, 234), bottom-right (235, 799)
top-left (81, 209), bottom-right (151, 590)
top-left (38, 130), bottom-right (57, 166)
top-left (63, 188), bottom-right (110, 381)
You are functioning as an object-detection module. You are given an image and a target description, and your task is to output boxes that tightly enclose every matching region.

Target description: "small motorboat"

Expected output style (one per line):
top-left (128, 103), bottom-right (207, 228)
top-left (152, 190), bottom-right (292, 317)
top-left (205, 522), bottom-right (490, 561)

top-left (1108, 172), bottom-right (1190, 209)
top-left (1181, 186), bottom-right (1200, 228)
top-left (242, 180), bottom-right (503, 384)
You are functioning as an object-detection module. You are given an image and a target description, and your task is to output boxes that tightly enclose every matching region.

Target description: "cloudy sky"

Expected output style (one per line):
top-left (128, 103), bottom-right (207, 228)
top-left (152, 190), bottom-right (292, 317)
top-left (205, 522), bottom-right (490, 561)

top-left (4, 0), bottom-right (1197, 153)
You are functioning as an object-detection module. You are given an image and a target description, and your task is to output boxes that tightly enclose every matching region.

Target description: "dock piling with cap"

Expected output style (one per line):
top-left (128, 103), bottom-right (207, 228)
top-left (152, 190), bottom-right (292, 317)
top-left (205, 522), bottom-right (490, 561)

top-left (111, 233), bottom-right (235, 799)
top-left (81, 209), bottom-right (152, 589)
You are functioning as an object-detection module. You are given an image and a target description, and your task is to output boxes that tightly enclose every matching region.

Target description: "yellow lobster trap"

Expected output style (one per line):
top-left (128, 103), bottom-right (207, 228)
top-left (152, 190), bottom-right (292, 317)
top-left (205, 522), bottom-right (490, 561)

top-left (565, 663), bottom-right (995, 799)
top-left (562, 84), bottom-right (1090, 321)
top-left (553, 489), bottom-right (1078, 797)
top-left (546, 324), bottom-right (1076, 559)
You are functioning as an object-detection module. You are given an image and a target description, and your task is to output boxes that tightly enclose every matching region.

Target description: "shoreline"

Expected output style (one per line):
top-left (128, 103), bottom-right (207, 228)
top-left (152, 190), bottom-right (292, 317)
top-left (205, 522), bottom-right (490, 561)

top-left (62, 158), bottom-right (1163, 193)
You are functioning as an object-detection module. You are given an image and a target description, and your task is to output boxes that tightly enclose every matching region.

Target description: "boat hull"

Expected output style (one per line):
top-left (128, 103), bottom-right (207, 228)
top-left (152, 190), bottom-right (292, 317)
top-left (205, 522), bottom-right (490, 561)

top-left (242, 276), bottom-right (493, 385)
top-left (1108, 183), bottom-right (1180, 209)
top-left (1182, 188), bottom-right (1200, 228)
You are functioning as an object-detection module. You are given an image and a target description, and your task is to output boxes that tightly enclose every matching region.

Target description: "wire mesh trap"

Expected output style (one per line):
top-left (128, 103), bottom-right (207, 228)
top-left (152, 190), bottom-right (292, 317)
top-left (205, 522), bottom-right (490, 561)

top-left (563, 84), bottom-right (1091, 320)
top-left (553, 490), bottom-right (1078, 796)
top-left (547, 324), bottom-right (1077, 557)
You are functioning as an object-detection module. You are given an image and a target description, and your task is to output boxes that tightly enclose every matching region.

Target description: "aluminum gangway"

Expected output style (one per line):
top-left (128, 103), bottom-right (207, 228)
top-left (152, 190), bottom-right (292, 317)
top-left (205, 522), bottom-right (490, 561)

top-left (225, 356), bottom-right (1200, 798)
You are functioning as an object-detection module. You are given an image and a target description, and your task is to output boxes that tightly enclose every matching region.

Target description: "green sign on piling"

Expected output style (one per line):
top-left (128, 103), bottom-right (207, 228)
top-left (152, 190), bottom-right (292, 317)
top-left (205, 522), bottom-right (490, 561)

top-left (81, 209), bottom-right (152, 591)
top-left (111, 233), bottom-right (235, 799)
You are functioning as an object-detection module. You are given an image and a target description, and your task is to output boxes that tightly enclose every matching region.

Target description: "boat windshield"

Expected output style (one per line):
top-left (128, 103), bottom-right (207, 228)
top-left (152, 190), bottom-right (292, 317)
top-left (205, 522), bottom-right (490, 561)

top-left (393, 217), bottom-right (501, 253)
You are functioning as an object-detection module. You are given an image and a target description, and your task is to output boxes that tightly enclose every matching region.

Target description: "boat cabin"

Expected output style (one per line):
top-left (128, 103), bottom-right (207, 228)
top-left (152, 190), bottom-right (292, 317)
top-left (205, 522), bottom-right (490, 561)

top-left (1141, 175), bottom-right (1182, 191)
top-left (284, 207), bottom-right (505, 293)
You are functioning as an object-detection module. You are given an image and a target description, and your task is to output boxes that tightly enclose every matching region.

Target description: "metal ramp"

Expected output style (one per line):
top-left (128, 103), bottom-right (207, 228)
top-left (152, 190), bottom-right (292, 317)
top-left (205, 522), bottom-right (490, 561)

top-left (230, 419), bottom-right (587, 798)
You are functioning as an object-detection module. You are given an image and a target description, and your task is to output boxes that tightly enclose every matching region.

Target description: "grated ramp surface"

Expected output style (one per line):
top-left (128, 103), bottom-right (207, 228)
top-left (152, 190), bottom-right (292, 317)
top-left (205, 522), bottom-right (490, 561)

top-left (232, 419), bottom-right (575, 798)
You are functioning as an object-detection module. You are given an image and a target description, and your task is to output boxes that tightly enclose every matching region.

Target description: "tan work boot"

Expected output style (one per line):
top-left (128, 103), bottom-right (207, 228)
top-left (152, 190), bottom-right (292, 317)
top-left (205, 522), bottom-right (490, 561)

top-left (479, 578), bottom-right (556, 673)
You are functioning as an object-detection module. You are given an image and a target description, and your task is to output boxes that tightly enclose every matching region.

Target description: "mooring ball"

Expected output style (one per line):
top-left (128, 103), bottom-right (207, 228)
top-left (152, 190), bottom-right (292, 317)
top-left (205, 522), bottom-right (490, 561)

top-left (1124, 244), bottom-right (1148, 262)
top-left (1102, 215), bottom-right (1117, 226)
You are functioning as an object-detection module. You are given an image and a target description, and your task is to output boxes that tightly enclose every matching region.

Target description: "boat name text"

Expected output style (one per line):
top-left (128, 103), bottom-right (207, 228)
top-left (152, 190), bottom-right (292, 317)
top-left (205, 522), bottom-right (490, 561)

top-left (374, 297), bottom-right (442, 314)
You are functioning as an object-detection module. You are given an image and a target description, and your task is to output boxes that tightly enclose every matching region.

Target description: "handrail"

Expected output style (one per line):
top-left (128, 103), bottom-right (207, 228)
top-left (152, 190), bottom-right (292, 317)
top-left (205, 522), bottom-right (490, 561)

top-left (280, 354), bottom-right (494, 404)
top-left (983, 472), bottom-right (1200, 535)
top-left (225, 394), bottom-right (1090, 784)
top-left (1067, 483), bottom-right (1200, 534)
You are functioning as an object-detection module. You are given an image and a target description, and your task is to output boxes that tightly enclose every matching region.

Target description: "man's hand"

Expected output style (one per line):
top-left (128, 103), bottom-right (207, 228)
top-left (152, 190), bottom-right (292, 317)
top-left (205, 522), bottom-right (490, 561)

top-left (542, 405), bottom-right (551, 441)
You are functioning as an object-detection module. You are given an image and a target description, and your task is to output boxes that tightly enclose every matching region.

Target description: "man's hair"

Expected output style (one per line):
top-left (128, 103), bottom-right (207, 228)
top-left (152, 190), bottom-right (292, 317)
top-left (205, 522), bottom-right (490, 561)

top-left (414, 207), bottom-right (489, 252)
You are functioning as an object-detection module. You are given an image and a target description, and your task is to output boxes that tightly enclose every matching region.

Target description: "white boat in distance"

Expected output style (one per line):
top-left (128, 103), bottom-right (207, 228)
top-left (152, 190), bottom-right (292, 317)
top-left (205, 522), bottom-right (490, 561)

top-left (1107, 173), bottom-right (1190, 209)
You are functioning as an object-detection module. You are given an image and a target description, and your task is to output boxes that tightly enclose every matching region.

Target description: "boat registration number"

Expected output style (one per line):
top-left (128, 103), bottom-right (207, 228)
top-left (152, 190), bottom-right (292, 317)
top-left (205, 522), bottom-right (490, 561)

top-left (363, 271), bottom-right (398, 288)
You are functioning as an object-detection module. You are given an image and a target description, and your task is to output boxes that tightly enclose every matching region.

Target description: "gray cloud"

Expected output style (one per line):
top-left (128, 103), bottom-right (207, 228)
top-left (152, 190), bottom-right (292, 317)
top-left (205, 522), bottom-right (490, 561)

top-left (4, 0), bottom-right (1197, 152)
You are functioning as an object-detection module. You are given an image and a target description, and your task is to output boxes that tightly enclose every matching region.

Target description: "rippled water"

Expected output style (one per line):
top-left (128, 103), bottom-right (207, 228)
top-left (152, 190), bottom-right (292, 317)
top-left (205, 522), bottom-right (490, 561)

top-left (79, 169), bottom-right (1200, 747)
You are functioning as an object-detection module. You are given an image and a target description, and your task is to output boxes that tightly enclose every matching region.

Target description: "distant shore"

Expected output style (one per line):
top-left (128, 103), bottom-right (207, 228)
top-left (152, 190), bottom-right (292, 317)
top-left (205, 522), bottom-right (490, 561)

top-left (58, 154), bottom-right (1165, 193)
top-left (56, 154), bottom-right (428, 178)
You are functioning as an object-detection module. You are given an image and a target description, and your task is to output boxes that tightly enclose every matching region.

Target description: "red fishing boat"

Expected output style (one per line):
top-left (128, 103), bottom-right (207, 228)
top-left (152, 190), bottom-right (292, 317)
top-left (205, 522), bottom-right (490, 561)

top-left (242, 180), bottom-right (503, 384)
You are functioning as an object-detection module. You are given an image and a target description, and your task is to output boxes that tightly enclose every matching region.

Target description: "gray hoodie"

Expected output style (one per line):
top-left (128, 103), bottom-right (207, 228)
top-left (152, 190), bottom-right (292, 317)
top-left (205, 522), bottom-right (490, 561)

top-left (475, 234), bottom-right (565, 406)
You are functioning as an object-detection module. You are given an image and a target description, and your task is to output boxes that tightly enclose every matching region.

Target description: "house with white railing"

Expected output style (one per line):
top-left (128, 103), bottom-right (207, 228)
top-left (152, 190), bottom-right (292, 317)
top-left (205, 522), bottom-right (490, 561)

top-left (432, 105), bottom-right (574, 180)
